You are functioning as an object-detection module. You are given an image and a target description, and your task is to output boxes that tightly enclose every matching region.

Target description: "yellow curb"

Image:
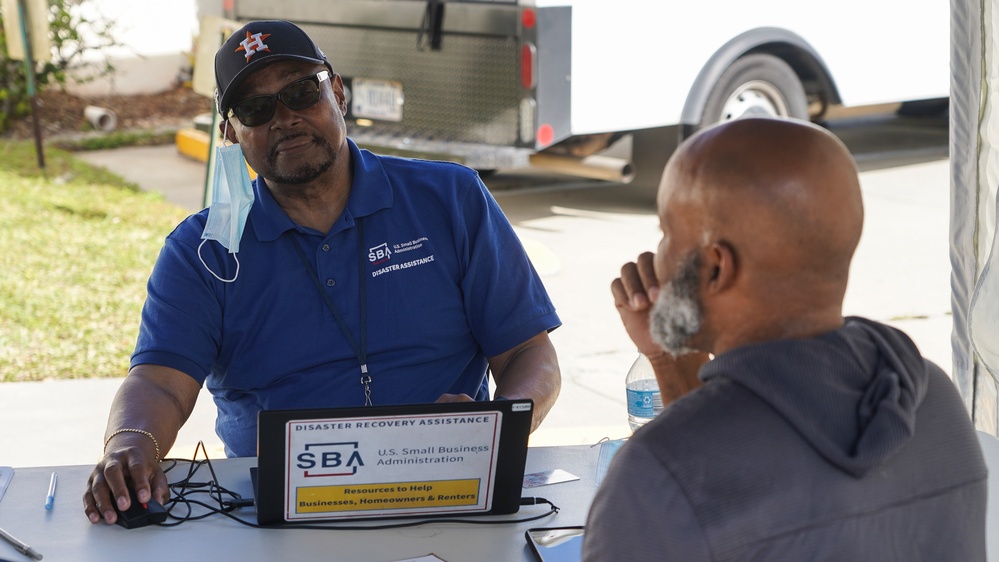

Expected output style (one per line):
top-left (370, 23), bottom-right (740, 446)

top-left (175, 128), bottom-right (258, 179)
top-left (175, 128), bottom-right (211, 163)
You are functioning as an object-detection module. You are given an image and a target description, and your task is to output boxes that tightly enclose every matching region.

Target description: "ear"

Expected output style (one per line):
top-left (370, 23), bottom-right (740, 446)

top-left (704, 240), bottom-right (737, 294)
top-left (217, 120), bottom-right (240, 144)
top-left (331, 73), bottom-right (348, 116)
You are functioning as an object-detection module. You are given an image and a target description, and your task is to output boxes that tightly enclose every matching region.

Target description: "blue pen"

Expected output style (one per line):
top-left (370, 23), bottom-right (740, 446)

top-left (44, 472), bottom-right (57, 510)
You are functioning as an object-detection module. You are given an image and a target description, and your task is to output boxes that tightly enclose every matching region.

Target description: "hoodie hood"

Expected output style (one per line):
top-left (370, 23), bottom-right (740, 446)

top-left (699, 317), bottom-right (929, 477)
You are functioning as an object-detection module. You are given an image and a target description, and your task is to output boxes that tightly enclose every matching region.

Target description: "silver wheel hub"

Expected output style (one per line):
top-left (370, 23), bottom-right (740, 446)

top-left (719, 80), bottom-right (788, 121)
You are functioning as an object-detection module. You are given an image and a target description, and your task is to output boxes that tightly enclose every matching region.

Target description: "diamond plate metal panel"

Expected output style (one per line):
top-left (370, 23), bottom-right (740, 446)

top-left (300, 23), bottom-right (520, 145)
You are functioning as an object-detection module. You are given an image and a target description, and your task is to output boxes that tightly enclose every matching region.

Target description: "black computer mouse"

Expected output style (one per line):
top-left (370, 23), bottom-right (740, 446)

top-left (113, 486), bottom-right (168, 529)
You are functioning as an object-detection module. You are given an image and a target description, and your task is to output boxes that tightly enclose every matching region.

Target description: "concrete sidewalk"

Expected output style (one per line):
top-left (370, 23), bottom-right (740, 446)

top-left (0, 379), bottom-right (225, 468)
top-left (77, 144), bottom-right (209, 211)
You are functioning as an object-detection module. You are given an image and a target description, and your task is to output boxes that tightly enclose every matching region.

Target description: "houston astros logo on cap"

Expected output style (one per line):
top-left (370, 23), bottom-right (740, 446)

top-left (215, 20), bottom-right (334, 117)
top-left (236, 31), bottom-right (272, 62)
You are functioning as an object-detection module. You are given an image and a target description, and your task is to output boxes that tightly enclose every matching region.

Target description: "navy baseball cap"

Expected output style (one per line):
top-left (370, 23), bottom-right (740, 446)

top-left (214, 20), bottom-right (334, 117)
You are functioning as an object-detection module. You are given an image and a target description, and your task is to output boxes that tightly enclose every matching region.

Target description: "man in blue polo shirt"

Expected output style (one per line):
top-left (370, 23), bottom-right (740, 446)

top-left (83, 19), bottom-right (561, 525)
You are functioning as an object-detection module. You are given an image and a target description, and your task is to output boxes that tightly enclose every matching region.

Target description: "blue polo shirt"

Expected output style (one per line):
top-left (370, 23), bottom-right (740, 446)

top-left (131, 139), bottom-right (560, 456)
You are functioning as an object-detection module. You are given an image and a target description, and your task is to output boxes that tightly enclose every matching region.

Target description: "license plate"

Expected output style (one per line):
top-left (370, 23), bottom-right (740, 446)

top-left (351, 78), bottom-right (404, 122)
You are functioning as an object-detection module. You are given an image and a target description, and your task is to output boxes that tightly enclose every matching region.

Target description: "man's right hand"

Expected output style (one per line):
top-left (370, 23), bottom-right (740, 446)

top-left (83, 434), bottom-right (169, 524)
top-left (611, 251), bottom-right (664, 356)
top-left (611, 251), bottom-right (708, 404)
top-left (81, 365), bottom-right (201, 524)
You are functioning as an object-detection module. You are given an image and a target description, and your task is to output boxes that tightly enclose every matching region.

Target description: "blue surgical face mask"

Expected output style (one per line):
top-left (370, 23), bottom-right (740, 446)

top-left (199, 122), bottom-right (255, 283)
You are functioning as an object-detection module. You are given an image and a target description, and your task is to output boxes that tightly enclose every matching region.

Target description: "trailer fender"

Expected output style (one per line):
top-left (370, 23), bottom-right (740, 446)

top-left (679, 27), bottom-right (839, 139)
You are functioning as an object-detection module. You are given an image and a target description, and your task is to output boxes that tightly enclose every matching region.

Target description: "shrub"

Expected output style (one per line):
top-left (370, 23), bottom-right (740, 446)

top-left (0, 0), bottom-right (119, 132)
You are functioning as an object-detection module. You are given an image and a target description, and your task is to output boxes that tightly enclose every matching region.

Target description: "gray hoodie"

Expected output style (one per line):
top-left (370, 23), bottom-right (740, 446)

top-left (702, 316), bottom-right (929, 478)
top-left (584, 317), bottom-right (987, 561)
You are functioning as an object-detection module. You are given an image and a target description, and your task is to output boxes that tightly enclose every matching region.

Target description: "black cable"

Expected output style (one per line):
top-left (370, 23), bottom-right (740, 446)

top-left (520, 497), bottom-right (558, 510)
top-left (159, 442), bottom-right (249, 526)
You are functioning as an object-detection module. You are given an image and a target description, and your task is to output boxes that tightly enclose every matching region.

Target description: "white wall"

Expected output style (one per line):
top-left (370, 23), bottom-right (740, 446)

top-left (65, 0), bottom-right (198, 96)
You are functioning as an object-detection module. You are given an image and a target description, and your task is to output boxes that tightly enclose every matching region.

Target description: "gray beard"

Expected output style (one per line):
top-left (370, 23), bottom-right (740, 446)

top-left (266, 133), bottom-right (336, 184)
top-left (649, 253), bottom-right (704, 355)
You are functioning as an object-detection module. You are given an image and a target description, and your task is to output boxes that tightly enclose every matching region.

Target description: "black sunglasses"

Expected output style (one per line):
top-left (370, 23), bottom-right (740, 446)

top-left (228, 70), bottom-right (331, 127)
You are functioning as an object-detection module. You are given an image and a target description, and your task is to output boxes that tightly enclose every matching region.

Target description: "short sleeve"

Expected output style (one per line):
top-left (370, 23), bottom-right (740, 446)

top-left (456, 174), bottom-right (560, 356)
top-left (130, 218), bottom-right (223, 384)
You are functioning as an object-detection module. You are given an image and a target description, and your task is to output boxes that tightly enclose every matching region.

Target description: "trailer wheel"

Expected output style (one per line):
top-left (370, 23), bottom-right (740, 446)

top-left (697, 53), bottom-right (808, 133)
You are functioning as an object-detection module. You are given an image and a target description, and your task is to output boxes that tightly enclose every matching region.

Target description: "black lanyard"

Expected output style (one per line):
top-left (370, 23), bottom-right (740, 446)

top-left (288, 220), bottom-right (372, 405)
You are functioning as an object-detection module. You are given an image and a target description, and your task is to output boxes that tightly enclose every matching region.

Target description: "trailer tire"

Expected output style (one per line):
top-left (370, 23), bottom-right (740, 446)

top-left (696, 53), bottom-right (808, 133)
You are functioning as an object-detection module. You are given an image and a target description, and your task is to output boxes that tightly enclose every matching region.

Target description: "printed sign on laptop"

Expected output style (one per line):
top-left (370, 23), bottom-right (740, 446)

top-left (255, 400), bottom-right (534, 525)
top-left (286, 410), bottom-right (502, 520)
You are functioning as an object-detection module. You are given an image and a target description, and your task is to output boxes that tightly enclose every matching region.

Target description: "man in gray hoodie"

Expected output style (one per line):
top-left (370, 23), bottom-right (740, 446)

top-left (583, 118), bottom-right (987, 561)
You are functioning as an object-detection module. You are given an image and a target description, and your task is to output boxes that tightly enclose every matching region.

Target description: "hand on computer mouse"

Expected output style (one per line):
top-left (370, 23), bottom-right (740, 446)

top-left (113, 486), bottom-right (168, 529)
top-left (84, 437), bottom-right (170, 525)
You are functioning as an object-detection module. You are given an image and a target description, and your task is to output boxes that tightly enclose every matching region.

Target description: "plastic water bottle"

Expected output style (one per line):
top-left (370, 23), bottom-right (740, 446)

top-left (626, 353), bottom-right (662, 432)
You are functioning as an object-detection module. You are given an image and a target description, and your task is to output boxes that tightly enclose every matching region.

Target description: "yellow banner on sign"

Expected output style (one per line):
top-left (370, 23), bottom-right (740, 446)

top-left (296, 479), bottom-right (481, 513)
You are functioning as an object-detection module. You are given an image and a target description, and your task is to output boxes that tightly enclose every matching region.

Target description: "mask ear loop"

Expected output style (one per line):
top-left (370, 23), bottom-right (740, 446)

top-left (198, 239), bottom-right (240, 283)
top-left (198, 118), bottom-right (241, 284)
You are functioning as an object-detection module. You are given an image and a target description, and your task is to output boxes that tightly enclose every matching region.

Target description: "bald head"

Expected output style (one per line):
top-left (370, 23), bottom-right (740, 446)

top-left (655, 118), bottom-right (864, 350)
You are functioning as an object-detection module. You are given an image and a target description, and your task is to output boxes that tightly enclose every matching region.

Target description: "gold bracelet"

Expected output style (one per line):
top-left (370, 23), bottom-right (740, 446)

top-left (104, 428), bottom-right (161, 463)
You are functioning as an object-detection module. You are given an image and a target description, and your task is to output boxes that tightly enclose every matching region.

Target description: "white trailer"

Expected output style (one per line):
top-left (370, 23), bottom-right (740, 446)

top-left (218, 0), bottom-right (948, 188)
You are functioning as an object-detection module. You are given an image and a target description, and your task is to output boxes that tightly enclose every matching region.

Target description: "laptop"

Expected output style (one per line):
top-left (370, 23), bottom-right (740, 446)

top-left (253, 399), bottom-right (534, 525)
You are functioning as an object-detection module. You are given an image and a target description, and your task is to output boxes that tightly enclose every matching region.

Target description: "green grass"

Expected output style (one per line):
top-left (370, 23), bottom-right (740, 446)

top-left (0, 141), bottom-right (190, 382)
top-left (50, 130), bottom-right (178, 152)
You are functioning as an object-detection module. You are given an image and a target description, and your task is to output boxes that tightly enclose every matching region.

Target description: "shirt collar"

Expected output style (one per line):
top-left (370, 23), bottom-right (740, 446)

top-left (249, 138), bottom-right (394, 242)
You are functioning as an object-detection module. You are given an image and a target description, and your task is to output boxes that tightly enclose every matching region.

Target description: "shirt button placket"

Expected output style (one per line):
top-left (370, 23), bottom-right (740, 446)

top-left (320, 242), bottom-right (335, 288)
